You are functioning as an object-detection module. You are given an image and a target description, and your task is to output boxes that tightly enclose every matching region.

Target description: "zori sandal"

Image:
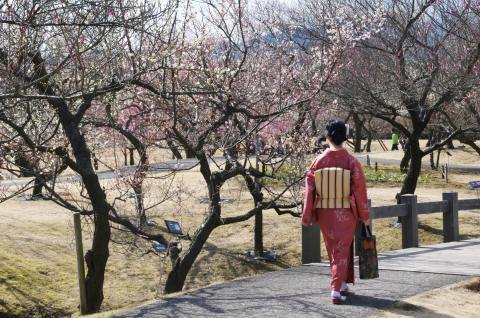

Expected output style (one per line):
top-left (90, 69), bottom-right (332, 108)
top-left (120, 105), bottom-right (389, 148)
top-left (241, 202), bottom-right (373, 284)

top-left (331, 291), bottom-right (347, 304)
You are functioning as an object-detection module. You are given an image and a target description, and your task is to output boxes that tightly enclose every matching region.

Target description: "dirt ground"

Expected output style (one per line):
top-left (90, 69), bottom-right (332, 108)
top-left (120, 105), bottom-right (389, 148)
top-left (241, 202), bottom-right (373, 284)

top-left (1, 141), bottom-right (480, 316)
top-left (366, 139), bottom-right (480, 166)
top-left (373, 278), bottom-right (480, 318)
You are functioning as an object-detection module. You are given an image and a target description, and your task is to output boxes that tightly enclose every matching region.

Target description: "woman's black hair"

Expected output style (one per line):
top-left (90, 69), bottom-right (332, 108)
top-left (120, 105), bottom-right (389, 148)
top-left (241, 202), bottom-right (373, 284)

top-left (325, 120), bottom-right (347, 145)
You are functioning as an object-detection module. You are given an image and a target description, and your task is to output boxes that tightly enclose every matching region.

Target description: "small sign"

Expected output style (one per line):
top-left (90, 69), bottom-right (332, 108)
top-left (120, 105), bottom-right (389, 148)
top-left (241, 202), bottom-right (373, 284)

top-left (146, 219), bottom-right (158, 227)
top-left (165, 220), bottom-right (183, 235)
top-left (152, 241), bottom-right (167, 253)
top-left (467, 181), bottom-right (480, 189)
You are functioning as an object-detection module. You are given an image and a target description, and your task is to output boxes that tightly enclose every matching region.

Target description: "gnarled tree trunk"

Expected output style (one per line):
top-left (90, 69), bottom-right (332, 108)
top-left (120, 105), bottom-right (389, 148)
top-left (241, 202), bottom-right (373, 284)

top-left (164, 153), bottom-right (220, 293)
top-left (400, 138), bottom-right (422, 195)
top-left (85, 208), bottom-right (111, 312)
top-left (400, 140), bottom-right (411, 172)
top-left (167, 140), bottom-right (183, 159)
top-left (353, 113), bottom-right (363, 153)
top-left (32, 176), bottom-right (44, 198)
top-left (164, 202), bottom-right (219, 293)
top-left (458, 134), bottom-right (480, 156)
top-left (56, 102), bottom-right (112, 313)
top-left (254, 209), bottom-right (264, 257)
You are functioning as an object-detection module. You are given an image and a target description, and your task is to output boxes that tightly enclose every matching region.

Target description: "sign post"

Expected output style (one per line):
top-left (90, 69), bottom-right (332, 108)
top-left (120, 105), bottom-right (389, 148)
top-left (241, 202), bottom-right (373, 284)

top-left (73, 213), bottom-right (87, 315)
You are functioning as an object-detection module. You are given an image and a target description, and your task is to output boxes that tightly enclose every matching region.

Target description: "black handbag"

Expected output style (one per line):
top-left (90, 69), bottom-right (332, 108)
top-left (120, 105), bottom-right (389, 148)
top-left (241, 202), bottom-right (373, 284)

top-left (358, 224), bottom-right (379, 279)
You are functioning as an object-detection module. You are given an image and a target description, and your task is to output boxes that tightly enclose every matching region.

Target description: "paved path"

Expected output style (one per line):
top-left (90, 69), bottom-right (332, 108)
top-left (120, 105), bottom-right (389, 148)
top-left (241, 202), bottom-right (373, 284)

top-left (355, 152), bottom-right (480, 173)
top-left (117, 239), bottom-right (480, 318)
top-left (0, 158), bottom-right (203, 188)
top-left (3, 150), bottom-right (478, 188)
top-left (311, 238), bottom-right (480, 276)
top-left (376, 239), bottom-right (480, 276)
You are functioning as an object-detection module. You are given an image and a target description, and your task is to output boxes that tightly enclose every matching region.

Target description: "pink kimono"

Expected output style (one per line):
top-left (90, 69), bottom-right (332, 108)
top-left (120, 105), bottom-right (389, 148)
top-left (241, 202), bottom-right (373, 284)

top-left (302, 148), bottom-right (369, 291)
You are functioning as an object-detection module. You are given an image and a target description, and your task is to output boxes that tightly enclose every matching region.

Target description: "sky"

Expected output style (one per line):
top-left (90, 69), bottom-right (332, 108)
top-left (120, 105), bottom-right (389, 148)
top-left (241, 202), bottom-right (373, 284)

top-left (189, 0), bottom-right (299, 10)
top-left (251, 0), bottom-right (298, 9)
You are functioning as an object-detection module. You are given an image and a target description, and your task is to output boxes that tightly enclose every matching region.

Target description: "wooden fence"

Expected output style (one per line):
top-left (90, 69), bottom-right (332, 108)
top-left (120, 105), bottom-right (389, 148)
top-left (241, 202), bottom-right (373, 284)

top-left (301, 192), bottom-right (480, 264)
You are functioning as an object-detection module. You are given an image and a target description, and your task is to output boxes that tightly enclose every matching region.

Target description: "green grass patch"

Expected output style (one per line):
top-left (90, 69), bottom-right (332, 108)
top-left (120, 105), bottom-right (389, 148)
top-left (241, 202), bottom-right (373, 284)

top-left (364, 167), bottom-right (435, 185)
top-left (0, 251), bottom-right (73, 317)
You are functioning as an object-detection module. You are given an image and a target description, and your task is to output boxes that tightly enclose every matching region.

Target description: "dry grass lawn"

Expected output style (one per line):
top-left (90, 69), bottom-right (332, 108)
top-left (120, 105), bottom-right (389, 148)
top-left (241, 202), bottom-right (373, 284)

top-left (373, 278), bottom-right (480, 318)
top-left (367, 139), bottom-right (480, 166)
top-left (1, 142), bottom-right (480, 317)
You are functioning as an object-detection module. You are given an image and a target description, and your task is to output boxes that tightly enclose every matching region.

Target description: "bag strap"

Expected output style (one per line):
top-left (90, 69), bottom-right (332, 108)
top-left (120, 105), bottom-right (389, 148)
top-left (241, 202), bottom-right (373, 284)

top-left (361, 223), bottom-right (372, 238)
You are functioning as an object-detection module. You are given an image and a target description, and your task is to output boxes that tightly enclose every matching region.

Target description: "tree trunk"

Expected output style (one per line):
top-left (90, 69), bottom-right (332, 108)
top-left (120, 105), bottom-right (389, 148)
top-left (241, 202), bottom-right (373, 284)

top-left (458, 134), bottom-right (480, 156)
top-left (164, 151), bottom-right (219, 294)
top-left (353, 113), bottom-right (362, 153)
top-left (167, 140), bottom-right (183, 159)
top-left (28, 59), bottom-right (111, 313)
top-left (93, 153), bottom-right (99, 170)
top-left (185, 147), bottom-right (196, 159)
top-left (84, 209), bottom-right (110, 313)
top-left (400, 140), bottom-right (411, 172)
top-left (400, 138), bottom-right (422, 195)
top-left (446, 138), bottom-right (454, 149)
top-left (175, 138), bottom-right (196, 159)
top-left (436, 149), bottom-right (442, 168)
top-left (164, 204), bottom-right (219, 293)
top-left (254, 209), bottom-right (263, 256)
top-left (425, 132), bottom-right (436, 170)
top-left (429, 152), bottom-right (436, 170)
top-left (129, 148), bottom-right (135, 165)
top-left (253, 156), bottom-right (263, 257)
top-left (425, 132), bottom-right (435, 170)
top-left (365, 131), bottom-right (373, 152)
top-left (133, 183), bottom-right (146, 228)
top-left (55, 103), bottom-right (111, 314)
top-left (32, 175), bottom-right (44, 198)
top-left (168, 130), bottom-right (196, 158)
top-left (465, 139), bottom-right (480, 156)
top-left (310, 114), bottom-right (318, 137)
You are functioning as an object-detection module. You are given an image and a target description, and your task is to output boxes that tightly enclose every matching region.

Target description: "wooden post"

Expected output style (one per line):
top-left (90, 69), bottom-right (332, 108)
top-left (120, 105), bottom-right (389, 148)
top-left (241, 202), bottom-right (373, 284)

top-left (443, 192), bottom-right (459, 242)
top-left (366, 155), bottom-right (371, 167)
top-left (302, 224), bottom-right (321, 264)
top-left (400, 194), bottom-right (418, 248)
top-left (375, 162), bottom-right (378, 171)
top-left (129, 147), bottom-right (135, 166)
top-left (445, 163), bottom-right (449, 183)
top-left (73, 213), bottom-right (88, 315)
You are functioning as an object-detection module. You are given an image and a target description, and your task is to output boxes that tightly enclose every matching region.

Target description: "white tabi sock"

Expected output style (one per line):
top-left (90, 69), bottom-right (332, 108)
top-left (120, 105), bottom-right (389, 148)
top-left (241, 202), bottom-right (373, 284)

top-left (331, 290), bottom-right (346, 300)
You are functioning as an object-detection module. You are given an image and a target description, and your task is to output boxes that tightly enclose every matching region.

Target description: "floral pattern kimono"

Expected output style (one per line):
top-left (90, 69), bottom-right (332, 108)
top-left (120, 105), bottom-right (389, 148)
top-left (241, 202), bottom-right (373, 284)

top-left (302, 148), bottom-right (369, 291)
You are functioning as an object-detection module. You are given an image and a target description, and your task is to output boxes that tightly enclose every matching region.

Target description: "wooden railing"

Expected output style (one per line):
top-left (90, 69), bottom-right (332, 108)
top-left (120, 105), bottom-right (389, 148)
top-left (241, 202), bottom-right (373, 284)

top-left (301, 192), bottom-right (480, 264)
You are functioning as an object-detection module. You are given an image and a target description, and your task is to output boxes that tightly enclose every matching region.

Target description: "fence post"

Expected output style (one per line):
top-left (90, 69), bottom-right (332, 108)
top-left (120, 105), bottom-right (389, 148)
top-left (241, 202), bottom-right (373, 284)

top-left (400, 194), bottom-right (418, 248)
top-left (73, 213), bottom-right (88, 315)
top-left (445, 163), bottom-right (449, 183)
top-left (443, 192), bottom-right (459, 242)
top-left (302, 224), bottom-right (321, 264)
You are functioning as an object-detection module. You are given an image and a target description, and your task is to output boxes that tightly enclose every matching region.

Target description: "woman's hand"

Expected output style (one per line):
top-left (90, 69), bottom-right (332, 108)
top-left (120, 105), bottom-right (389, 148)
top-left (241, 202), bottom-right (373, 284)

top-left (362, 219), bottom-right (371, 226)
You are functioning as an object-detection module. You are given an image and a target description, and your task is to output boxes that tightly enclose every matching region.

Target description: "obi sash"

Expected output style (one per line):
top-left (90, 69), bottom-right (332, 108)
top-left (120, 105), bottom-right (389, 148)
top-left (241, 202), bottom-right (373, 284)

top-left (314, 167), bottom-right (351, 209)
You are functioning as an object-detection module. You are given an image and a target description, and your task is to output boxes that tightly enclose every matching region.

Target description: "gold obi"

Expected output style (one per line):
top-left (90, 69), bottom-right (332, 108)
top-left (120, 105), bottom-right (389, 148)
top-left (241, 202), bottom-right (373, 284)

top-left (314, 167), bottom-right (351, 209)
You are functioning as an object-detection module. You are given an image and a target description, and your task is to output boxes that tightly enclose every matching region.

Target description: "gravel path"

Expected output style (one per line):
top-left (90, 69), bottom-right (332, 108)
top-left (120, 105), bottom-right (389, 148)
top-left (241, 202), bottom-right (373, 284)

top-left (116, 240), bottom-right (480, 318)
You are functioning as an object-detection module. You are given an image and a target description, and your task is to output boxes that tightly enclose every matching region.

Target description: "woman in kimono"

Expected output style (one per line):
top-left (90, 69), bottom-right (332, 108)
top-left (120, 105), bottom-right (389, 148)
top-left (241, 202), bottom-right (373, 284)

top-left (302, 120), bottom-right (370, 304)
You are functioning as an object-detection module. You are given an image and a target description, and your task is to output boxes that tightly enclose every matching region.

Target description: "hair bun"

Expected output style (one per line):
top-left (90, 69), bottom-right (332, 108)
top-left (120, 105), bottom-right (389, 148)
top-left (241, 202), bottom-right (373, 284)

top-left (325, 120), bottom-right (347, 145)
